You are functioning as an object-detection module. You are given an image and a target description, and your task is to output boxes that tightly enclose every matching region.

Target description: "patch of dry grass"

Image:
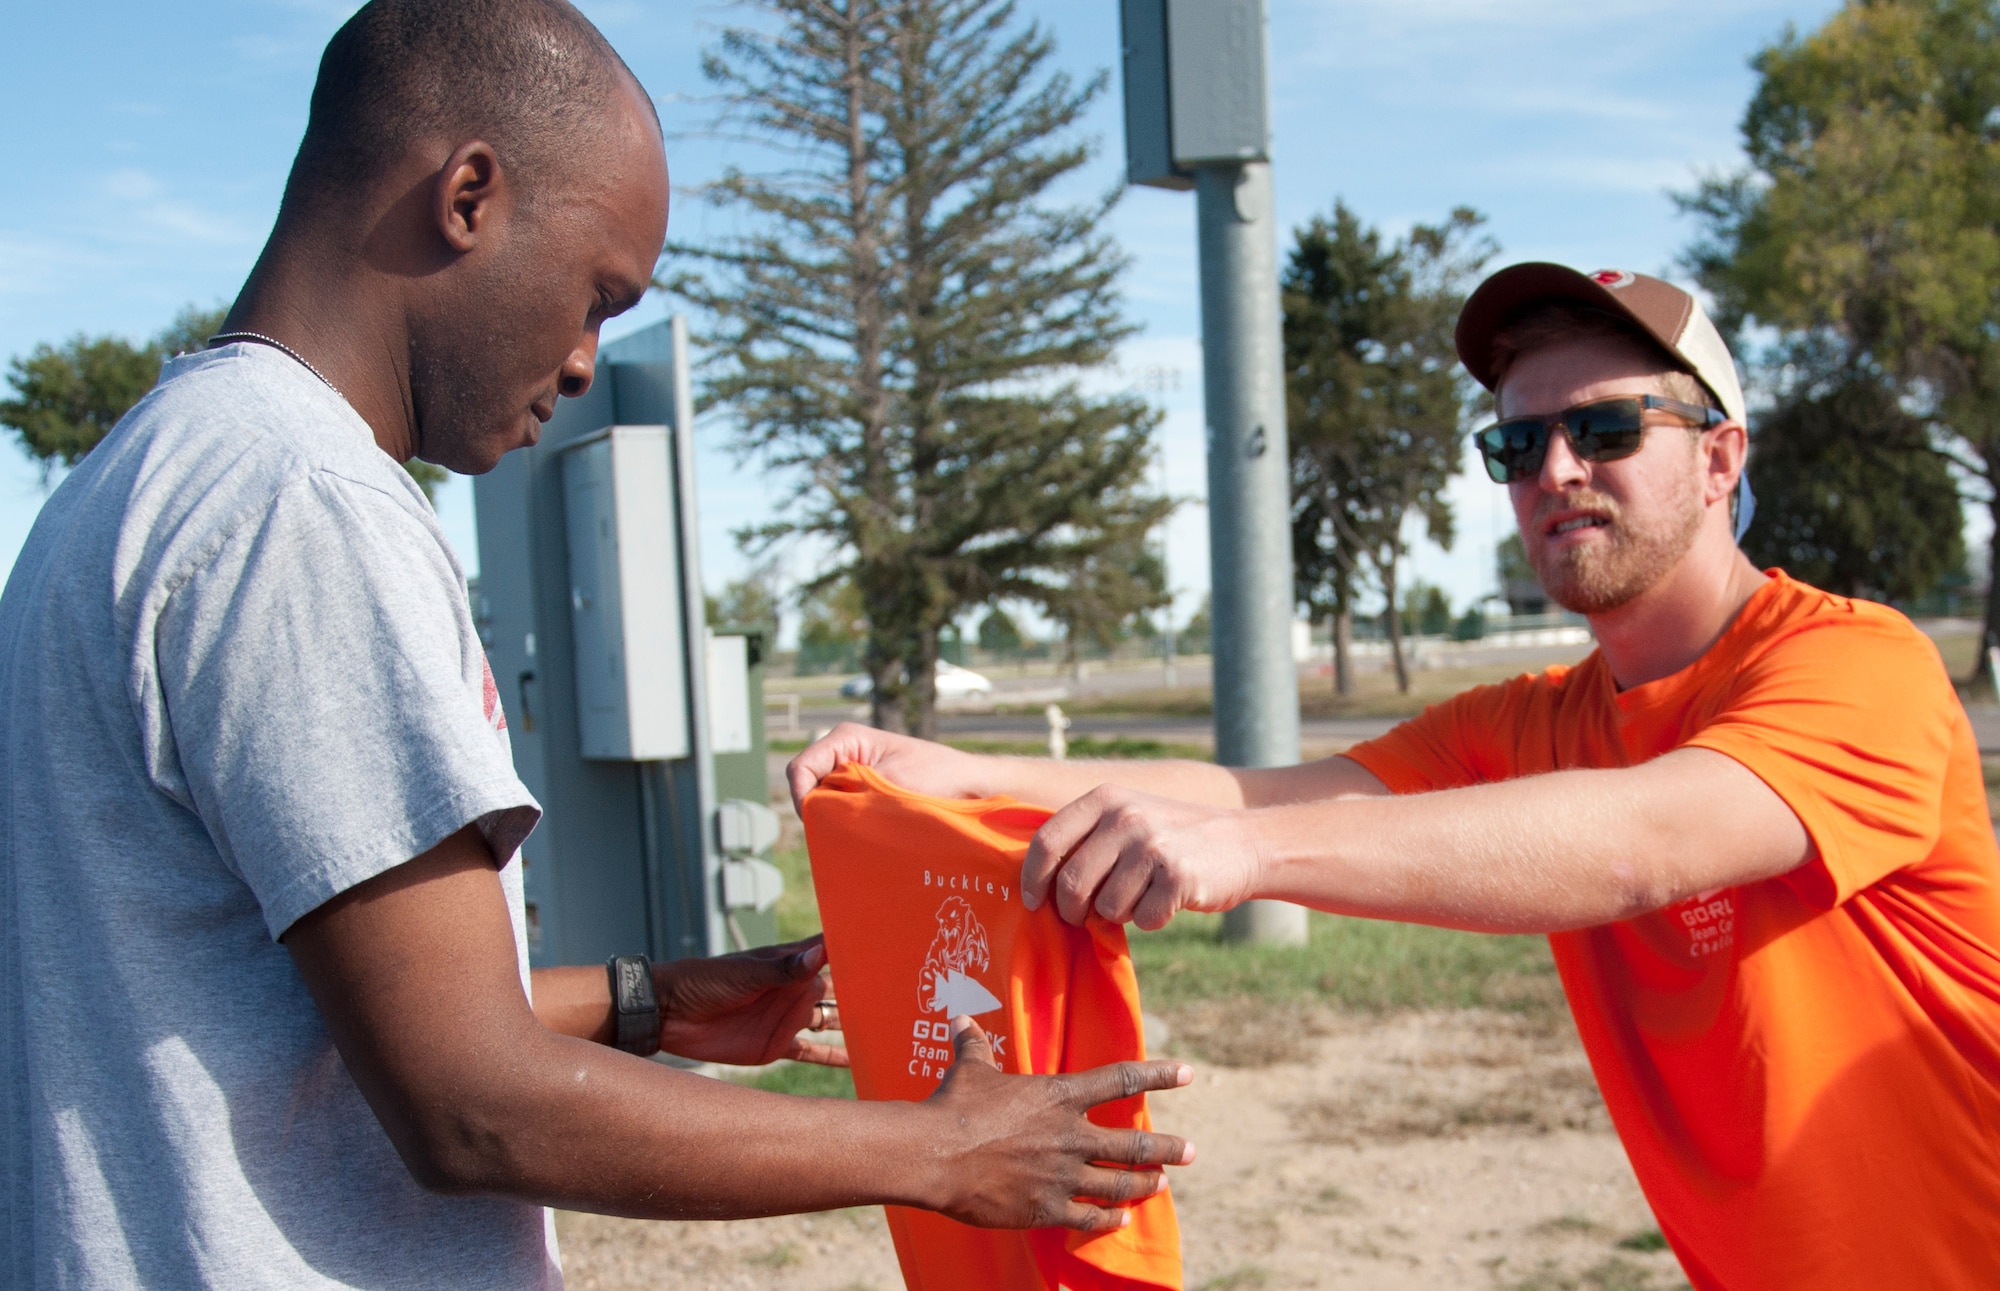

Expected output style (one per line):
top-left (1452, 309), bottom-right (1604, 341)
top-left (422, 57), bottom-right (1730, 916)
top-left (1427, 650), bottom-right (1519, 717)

top-left (1289, 1016), bottom-right (1608, 1144)
top-left (1291, 1064), bottom-right (1606, 1146)
top-left (1157, 997), bottom-right (1336, 1067)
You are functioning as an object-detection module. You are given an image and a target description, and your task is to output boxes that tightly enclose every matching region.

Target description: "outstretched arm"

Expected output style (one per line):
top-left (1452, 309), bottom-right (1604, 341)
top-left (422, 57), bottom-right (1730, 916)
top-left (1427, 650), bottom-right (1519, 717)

top-left (786, 721), bottom-right (1391, 813)
top-left (530, 937), bottom-right (849, 1068)
top-left (284, 825), bottom-right (1193, 1226)
top-left (1020, 747), bottom-right (1811, 934)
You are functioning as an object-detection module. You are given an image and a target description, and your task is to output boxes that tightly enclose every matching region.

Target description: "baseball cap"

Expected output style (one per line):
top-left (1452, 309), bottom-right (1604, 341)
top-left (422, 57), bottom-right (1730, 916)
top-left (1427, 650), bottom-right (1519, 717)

top-left (1455, 262), bottom-right (1755, 539)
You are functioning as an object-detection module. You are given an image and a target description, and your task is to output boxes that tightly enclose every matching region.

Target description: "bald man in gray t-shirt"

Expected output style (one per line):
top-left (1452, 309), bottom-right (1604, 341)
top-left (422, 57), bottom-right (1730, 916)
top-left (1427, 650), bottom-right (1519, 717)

top-left (0, 345), bottom-right (556, 1286)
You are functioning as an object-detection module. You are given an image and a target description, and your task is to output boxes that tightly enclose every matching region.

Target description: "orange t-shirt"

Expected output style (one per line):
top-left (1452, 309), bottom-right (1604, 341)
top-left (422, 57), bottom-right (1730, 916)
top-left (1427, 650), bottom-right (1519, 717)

top-left (1346, 572), bottom-right (2000, 1288)
top-left (802, 763), bottom-right (1182, 1291)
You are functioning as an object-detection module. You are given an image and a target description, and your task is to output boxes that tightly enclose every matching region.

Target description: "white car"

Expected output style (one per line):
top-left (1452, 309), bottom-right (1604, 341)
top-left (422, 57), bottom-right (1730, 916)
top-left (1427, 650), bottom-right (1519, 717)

top-left (839, 661), bottom-right (993, 699)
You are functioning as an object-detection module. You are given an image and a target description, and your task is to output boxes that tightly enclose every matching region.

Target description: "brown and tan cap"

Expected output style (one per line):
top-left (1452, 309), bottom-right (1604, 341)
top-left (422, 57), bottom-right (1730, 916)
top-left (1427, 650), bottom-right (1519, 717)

top-left (1454, 263), bottom-right (1746, 426)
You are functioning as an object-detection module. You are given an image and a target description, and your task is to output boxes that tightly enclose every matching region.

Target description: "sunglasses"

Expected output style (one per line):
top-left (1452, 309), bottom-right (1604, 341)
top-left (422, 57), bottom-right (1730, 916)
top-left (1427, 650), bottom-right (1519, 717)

top-left (1472, 395), bottom-right (1726, 484)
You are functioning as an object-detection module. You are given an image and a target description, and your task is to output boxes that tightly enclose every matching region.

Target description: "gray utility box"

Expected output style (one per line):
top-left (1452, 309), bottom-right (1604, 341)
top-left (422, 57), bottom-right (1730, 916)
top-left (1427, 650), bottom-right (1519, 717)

top-left (562, 427), bottom-right (691, 761)
top-left (1120, 0), bottom-right (1271, 189)
top-left (472, 316), bottom-right (782, 968)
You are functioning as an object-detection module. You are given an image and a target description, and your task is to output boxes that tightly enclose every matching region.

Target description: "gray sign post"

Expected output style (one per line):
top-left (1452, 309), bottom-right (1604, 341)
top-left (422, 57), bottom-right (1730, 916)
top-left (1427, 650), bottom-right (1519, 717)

top-left (1122, 0), bottom-right (1305, 944)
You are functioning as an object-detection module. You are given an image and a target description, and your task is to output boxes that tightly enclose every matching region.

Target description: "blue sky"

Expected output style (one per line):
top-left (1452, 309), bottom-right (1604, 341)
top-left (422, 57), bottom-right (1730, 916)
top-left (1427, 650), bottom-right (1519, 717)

top-left (1, 0), bottom-right (1851, 632)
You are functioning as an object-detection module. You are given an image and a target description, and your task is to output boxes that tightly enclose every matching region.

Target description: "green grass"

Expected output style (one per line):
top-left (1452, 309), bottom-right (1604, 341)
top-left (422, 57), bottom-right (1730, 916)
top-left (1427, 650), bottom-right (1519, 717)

top-left (1197, 1268), bottom-right (1270, 1291)
top-left (1615, 1229), bottom-right (1669, 1253)
top-left (734, 1061), bottom-right (857, 1099)
top-left (1128, 910), bottom-right (1559, 1014)
top-left (1025, 687), bottom-right (1215, 718)
top-left (768, 841), bottom-right (824, 943)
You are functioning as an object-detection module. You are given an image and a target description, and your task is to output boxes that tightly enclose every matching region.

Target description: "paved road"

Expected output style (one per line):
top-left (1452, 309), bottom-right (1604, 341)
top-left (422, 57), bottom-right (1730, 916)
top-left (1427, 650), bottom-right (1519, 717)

top-left (775, 622), bottom-right (2000, 754)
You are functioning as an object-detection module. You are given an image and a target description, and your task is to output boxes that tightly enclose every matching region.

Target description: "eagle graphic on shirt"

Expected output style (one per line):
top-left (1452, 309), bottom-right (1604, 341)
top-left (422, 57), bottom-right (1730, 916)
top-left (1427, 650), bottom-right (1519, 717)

top-left (920, 896), bottom-right (1003, 1018)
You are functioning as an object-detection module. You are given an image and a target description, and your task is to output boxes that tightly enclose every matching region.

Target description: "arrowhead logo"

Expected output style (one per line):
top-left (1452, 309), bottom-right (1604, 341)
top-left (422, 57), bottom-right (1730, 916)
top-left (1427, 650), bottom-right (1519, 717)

top-left (929, 967), bottom-right (1003, 1017)
top-left (921, 896), bottom-right (1002, 1018)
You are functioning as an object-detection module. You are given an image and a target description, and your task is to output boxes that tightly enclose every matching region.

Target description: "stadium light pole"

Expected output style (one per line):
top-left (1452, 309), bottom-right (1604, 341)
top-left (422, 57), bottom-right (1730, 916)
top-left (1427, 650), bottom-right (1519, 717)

top-left (1121, 0), bottom-right (1306, 945)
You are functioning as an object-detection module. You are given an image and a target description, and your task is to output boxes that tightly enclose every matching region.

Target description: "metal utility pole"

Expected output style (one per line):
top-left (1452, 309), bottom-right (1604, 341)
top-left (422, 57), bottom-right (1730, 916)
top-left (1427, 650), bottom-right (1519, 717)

top-left (1122, 0), bottom-right (1305, 945)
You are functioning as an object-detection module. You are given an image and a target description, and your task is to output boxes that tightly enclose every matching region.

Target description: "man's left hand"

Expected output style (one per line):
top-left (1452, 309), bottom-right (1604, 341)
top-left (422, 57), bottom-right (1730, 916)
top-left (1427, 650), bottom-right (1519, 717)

top-left (655, 936), bottom-right (848, 1067)
top-left (1021, 787), bottom-right (1265, 930)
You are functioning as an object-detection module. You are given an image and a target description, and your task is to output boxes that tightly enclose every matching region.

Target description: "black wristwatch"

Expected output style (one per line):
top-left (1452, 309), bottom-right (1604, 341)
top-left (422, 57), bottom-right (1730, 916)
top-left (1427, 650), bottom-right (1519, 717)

top-left (605, 955), bottom-right (661, 1057)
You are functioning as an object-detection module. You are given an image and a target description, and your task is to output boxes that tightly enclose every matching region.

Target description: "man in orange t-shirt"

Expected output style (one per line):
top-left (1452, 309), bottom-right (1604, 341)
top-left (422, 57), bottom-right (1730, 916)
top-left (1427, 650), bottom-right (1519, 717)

top-left (790, 264), bottom-right (2000, 1287)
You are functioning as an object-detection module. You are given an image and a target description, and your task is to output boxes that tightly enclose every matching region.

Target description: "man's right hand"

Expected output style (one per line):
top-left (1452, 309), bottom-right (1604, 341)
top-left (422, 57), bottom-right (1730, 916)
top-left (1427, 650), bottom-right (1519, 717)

top-left (920, 1016), bottom-right (1194, 1231)
top-left (787, 721), bottom-right (982, 810)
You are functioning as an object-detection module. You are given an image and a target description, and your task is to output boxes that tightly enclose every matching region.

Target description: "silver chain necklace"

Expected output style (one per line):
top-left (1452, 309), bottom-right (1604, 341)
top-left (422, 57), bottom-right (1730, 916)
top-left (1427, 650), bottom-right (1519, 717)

top-left (207, 331), bottom-right (345, 401)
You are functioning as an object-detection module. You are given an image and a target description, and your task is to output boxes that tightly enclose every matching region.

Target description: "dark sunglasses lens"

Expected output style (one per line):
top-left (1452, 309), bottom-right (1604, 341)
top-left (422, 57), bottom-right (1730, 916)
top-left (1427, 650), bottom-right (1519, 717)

top-left (1477, 421), bottom-right (1547, 482)
top-left (1566, 400), bottom-right (1647, 462)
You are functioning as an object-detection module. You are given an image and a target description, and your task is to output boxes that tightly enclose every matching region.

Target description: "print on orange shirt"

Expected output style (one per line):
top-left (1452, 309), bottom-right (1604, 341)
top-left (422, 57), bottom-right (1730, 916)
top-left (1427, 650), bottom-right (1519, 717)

top-left (803, 763), bottom-right (1183, 1291)
top-left (1346, 572), bottom-right (2000, 1290)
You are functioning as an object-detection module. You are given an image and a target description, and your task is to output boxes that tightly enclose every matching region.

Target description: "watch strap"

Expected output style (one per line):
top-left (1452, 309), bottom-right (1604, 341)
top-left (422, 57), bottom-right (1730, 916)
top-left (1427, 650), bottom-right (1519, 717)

top-left (606, 955), bottom-right (661, 1057)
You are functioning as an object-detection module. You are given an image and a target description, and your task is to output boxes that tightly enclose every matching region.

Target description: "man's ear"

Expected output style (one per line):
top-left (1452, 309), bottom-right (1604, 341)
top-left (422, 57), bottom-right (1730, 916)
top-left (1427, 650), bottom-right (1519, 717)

top-left (433, 141), bottom-right (503, 254)
top-left (1704, 420), bottom-right (1748, 508)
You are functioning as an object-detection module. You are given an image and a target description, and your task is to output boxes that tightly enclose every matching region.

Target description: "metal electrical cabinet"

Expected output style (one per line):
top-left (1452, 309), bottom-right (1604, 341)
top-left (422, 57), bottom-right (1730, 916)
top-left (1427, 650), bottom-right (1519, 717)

top-left (472, 316), bottom-right (782, 968)
top-left (562, 427), bottom-right (691, 761)
top-left (1120, 0), bottom-right (1271, 189)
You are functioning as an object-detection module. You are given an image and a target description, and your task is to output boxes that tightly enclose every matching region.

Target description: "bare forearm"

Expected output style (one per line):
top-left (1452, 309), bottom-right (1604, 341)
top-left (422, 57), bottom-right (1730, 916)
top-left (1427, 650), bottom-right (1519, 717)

top-left (792, 721), bottom-right (1384, 816)
top-left (1247, 751), bottom-right (1808, 933)
top-left (530, 965), bottom-right (613, 1042)
top-left (295, 827), bottom-right (1187, 1232)
top-left (964, 751), bottom-right (1385, 812)
top-left (967, 752), bottom-right (1247, 810)
top-left (431, 1031), bottom-right (940, 1219)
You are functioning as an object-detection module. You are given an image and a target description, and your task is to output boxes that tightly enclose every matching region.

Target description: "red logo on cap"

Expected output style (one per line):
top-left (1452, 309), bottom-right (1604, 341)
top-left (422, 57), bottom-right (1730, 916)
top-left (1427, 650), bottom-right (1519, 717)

top-left (1591, 269), bottom-right (1636, 289)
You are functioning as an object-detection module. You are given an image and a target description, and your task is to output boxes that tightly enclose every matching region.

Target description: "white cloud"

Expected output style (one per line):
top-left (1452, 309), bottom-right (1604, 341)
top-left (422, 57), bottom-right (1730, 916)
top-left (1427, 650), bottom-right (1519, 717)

top-left (96, 170), bottom-right (256, 247)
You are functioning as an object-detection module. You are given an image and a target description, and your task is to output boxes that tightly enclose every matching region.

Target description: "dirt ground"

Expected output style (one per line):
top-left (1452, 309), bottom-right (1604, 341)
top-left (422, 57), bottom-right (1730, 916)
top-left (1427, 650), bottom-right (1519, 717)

top-left (555, 1007), bottom-right (1687, 1290)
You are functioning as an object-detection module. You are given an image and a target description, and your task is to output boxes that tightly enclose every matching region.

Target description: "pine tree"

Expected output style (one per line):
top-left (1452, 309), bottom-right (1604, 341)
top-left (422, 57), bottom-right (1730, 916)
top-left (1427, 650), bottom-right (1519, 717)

top-left (1283, 203), bottom-right (1493, 693)
top-left (668, 0), bottom-right (1166, 736)
top-left (1045, 527), bottom-right (1166, 678)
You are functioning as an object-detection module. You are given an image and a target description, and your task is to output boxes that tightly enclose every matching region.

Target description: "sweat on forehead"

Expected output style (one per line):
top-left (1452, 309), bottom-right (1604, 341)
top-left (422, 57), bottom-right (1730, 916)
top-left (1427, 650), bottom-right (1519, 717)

top-left (280, 0), bottom-right (642, 210)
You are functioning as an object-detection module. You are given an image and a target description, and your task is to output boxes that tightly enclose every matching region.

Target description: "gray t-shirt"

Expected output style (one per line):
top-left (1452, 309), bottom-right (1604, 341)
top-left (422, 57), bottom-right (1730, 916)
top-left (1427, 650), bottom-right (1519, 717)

top-left (0, 344), bottom-right (558, 1289)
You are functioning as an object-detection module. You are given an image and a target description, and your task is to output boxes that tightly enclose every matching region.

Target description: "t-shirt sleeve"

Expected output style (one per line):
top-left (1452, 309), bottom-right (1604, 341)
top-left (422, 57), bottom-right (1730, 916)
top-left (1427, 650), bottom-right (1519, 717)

top-left (1343, 675), bottom-right (1542, 793)
top-left (155, 472), bottom-right (540, 939)
top-left (1683, 611), bottom-right (1957, 908)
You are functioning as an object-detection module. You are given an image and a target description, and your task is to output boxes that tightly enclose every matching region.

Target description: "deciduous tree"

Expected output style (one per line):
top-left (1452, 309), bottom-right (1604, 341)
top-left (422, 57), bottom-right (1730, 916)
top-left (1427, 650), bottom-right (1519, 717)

top-left (2, 303), bottom-right (447, 500)
top-left (3, 306), bottom-right (223, 481)
top-left (1284, 202), bottom-right (1493, 693)
top-left (1680, 0), bottom-right (1996, 666)
top-left (976, 606), bottom-right (1023, 658)
top-left (1741, 358), bottom-right (1963, 598)
top-left (1045, 526), bottom-right (1166, 678)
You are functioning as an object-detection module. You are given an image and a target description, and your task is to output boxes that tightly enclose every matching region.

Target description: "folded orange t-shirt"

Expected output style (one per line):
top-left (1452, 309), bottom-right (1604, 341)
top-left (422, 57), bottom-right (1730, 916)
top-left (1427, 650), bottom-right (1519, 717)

top-left (802, 763), bottom-right (1182, 1291)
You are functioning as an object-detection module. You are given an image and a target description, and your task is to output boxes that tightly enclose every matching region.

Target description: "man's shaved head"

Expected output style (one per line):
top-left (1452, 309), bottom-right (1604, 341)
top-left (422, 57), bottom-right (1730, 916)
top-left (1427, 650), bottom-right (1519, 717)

top-left (220, 0), bottom-right (668, 475)
top-left (281, 0), bottom-right (644, 214)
